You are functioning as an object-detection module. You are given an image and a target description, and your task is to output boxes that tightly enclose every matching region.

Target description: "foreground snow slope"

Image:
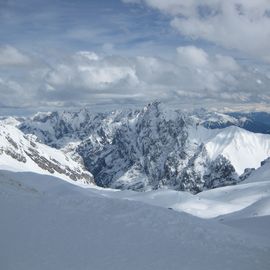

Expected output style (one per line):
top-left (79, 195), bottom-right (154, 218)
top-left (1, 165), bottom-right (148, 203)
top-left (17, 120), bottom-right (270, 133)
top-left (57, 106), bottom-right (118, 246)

top-left (0, 123), bottom-right (93, 184)
top-left (1, 170), bottom-right (270, 270)
top-left (97, 157), bottom-right (270, 221)
top-left (105, 180), bottom-right (270, 219)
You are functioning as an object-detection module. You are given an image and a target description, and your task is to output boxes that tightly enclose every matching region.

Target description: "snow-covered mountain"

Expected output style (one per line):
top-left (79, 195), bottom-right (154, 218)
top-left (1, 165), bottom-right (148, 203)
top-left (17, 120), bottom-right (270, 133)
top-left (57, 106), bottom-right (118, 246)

top-left (0, 122), bottom-right (94, 184)
top-left (191, 109), bottom-right (270, 134)
top-left (18, 102), bottom-right (270, 193)
top-left (204, 126), bottom-right (270, 175)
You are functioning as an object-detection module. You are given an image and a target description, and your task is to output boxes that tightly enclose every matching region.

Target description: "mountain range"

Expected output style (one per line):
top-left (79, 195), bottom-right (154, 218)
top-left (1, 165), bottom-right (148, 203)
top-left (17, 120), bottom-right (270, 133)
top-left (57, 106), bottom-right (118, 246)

top-left (0, 102), bottom-right (269, 193)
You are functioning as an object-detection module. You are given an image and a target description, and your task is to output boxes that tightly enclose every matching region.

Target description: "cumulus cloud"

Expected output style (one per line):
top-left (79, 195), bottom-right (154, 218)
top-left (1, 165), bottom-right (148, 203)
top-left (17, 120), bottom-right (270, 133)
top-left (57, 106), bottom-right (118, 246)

top-left (74, 51), bottom-right (100, 61)
top-left (0, 77), bottom-right (32, 107)
top-left (177, 46), bottom-right (209, 67)
top-left (39, 47), bottom-right (270, 108)
top-left (123, 0), bottom-right (270, 61)
top-left (45, 52), bottom-right (139, 92)
top-left (0, 45), bottom-right (30, 66)
top-left (0, 45), bottom-right (270, 112)
top-left (176, 46), bottom-right (244, 96)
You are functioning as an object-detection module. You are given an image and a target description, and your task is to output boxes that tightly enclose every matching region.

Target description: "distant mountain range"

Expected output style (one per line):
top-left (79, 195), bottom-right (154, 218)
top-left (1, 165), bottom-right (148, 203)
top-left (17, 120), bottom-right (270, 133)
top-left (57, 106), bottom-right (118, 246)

top-left (1, 102), bottom-right (270, 193)
top-left (192, 109), bottom-right (270, 134)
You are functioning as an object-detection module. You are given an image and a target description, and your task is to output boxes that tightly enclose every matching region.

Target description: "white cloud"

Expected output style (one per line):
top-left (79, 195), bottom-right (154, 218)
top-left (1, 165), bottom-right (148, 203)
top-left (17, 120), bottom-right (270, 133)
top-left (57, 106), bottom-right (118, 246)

top-left (0, 45), bottom-right (30, 66)
top-left (175, 46), bottom-right (242, 93)
top-left (177, 46), bottom-right (209, 67)
top-left (123, 0), bottom-right (270, 61)
top-left (0, 77), bottom-right (31, 107)
top-left (74, 51), bottom-right (100, 61)
top-left (45, 53), bottom-right (139, 91)
top-left (214, 54), bottom-right (240, 71)
top-left (21, 48), bottom-right (270, 107)
top-left (1, 46), bottom-right (270, 111)
top-left (78, 65), bottom-right (138, 85)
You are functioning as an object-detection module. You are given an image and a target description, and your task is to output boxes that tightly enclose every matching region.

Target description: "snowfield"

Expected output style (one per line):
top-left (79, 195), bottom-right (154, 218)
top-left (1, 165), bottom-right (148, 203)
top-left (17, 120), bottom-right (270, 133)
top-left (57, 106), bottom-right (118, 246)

top-left (1, 170), bottom-right (270, 270)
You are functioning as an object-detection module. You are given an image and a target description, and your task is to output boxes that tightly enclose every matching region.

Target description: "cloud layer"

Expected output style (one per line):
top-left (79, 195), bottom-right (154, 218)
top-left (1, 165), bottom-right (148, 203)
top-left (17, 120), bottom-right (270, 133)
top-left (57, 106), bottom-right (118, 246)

top-left (0, 45), bottom-right (270, 113)
top-left (123, 0), bottom-right (270, 61)
top-left (1, 0), bottom-right (269, 114)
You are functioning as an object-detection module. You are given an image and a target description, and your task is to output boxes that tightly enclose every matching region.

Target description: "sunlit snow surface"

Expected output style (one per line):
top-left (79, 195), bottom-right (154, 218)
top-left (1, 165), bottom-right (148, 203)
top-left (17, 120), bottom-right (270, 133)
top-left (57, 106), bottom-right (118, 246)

top-left (1, 170), bottom-right (270, 270)
top-left (204, 126), bottom-right (270, 174)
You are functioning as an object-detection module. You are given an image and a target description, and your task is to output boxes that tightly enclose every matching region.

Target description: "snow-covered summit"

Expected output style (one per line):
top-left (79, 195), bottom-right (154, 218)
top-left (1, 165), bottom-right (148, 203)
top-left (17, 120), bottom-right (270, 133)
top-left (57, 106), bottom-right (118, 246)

top-left (205, 126), bottom-right (270, 175)
top-left (0, 116), bottom-right (23, 126)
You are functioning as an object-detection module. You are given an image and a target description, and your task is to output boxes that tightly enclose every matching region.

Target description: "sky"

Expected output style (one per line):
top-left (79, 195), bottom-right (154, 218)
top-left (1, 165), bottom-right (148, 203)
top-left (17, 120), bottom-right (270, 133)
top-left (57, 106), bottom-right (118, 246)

top-left (0, 0), bottom-right (270, 115)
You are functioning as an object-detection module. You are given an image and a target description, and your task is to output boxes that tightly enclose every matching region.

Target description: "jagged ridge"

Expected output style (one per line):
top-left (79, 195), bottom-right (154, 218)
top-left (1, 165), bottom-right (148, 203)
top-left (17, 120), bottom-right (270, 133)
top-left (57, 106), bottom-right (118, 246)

top-left (18, 102), bottom-right (270, 193)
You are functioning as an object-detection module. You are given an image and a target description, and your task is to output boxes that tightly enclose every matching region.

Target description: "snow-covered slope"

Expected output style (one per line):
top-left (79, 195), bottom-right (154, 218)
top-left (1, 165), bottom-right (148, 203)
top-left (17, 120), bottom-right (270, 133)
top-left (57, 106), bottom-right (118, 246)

top-left (102, 180), bottom-right (270, 220)
top-left (243, 157), bottom-right (270, 184)
top-left (204, 126), bottom-right (270, 175)
top-left (0, 116), bottom-right (22, 126)
top-left (19, 102), bottom-right (270, 193)
top-left (0, 123), bottom-right (94, 184)
top-left (1, 170), bottom-right (270, 270)
top-left (98, 156), bottom-right (270, 220)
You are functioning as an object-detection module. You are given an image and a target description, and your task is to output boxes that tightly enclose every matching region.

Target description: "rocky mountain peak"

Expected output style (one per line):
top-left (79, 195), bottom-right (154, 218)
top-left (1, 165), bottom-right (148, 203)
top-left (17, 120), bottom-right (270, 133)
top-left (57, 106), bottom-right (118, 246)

top-left (17, 103), bottom-right (270, 193)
